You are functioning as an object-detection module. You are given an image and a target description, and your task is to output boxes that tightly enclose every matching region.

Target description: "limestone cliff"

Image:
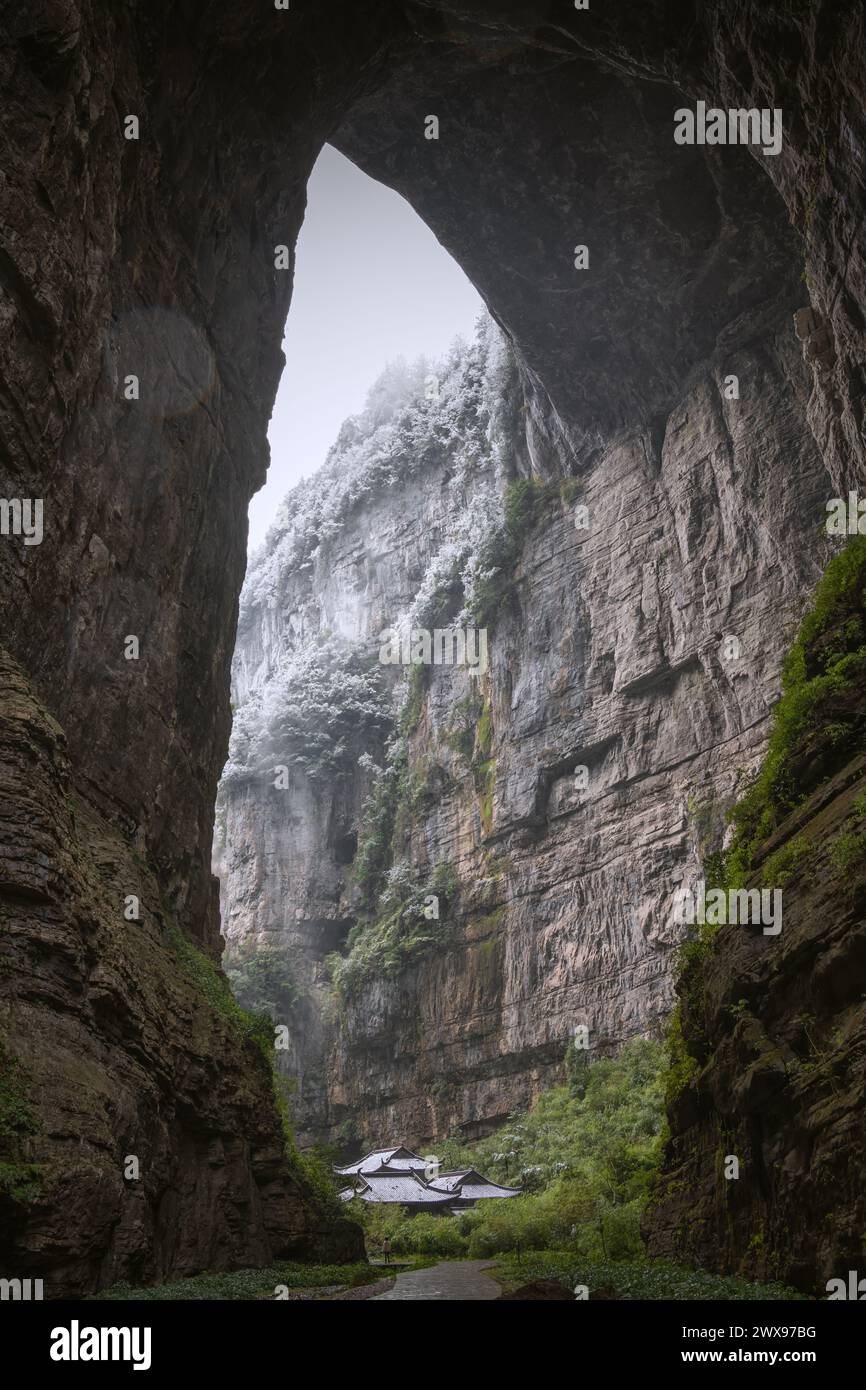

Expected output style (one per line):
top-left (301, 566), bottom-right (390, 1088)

top-left (219, 298), bottom-right (831, 1148)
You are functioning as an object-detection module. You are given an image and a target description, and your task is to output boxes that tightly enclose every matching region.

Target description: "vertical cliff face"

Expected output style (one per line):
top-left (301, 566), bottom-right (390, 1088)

top-left (220, 294), bottom-right (830, 1146)
top-left (2, 0), bottom-right (864, 1290)
top-left (643, 541), bottom-right (866, 1293)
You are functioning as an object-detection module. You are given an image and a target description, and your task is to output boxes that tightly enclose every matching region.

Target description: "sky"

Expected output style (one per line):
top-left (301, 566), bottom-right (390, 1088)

top-left (246, 145), bottom-right (486, 552)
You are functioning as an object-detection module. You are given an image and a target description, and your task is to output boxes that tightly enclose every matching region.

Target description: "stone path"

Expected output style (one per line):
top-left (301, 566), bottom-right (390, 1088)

top-left (370, 1259), bottom-right (500, 1301)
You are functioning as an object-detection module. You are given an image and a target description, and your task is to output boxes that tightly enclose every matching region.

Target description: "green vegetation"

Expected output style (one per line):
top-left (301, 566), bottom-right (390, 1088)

top-left (355, 1040), bottom-right (665, 1261)
top-left (663, 1005), bottom-right (701, 1106)
top-left (832, 824), bottom-right (866, 876)
top-left (165, 925), bottom-right (344, 1217)
top-left (826, 789), bottom-right (866, 884)
top-left (225, 945), bottom-right (300, 1019)
top-left (325, 860), bottom-right (459, 1001)
top-left (470, 477), bottom-right (566, 627)
top-left (351, 742), bottom-right (408, 912)
top-left (270, 645), bottom-right (391, 780)
top-left (719, 536), bottom-right (866, 888)
top-left (400, 662), bottom-right (428, 737)
top-left (332, 656), bottom-right (477, 1000)
top-left (490, 1253), bottom-right (805, 1301)
top-left (0, 1041), bottom-right (41, 1203)
top-left (224, 639), bottom-right (392, 785)
top-left (446, 691), bottom-right (484, 763)
top-left (476, 758), bottom-right (496, 833)
top-left (166, 926), bottom-right (274, 1059)
top-left (477, 693), bottom-right (493, 758)
top-left (89, 1262), bottom-right (380, 1302)
top-left (758, 835), bottom-right (815, 889)
top-left (445, 688), bottom-right (496, 829)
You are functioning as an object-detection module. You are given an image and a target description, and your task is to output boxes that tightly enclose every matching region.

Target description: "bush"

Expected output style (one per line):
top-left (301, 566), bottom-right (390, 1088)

top-left (355, 1040), bottom-right (667, 1261)
top-left (462, 1041), bottom-right (664, 1258)
top-left (226, 945), bottom-right (300, 1019)
top-left (326, 859), bottom-right (459, 1000)
top-left (663, 1005), bottom-right (701, 1106)
top-left (470, 478), bottom-right (540, 627)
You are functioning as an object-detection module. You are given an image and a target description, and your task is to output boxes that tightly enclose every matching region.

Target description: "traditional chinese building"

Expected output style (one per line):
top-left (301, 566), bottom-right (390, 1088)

top-left (335, 1146), bottom-right (521, 1214)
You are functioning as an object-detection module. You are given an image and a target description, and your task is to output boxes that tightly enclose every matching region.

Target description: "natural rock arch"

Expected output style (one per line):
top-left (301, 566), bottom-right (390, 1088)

top-left (0, 0), bottom-right (863, 1292)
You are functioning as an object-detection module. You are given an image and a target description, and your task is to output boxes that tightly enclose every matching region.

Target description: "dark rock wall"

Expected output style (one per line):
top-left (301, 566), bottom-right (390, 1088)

top-left (0, 0), bottom-right (396, 1292)
top-left (642, 561), bottom-right (866, 1294)
top-left (0, 0), bottom-right (864, 1289)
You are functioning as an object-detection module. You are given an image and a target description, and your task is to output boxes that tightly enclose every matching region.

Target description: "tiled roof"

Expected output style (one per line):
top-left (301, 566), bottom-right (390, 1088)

top-left (454, 1180), bottom-right (522, 1200)
top-left (333, 1144), bottom-right (521, 1204)
top-left (428, 1170), bottom-right (478, 1192)
top-left (429, 1170), bottom-right (521, 1198)
top-left (354, 1172), bottom-right (455, 1205)
top-left (334, 1146), bottom-right (426, 1176)
top-left (371, 1155), bottom-right (428, 1173)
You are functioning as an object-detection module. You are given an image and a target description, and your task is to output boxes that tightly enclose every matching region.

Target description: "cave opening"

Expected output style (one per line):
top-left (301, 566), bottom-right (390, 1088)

top-left (218, 48), bottom-right (822, 1165)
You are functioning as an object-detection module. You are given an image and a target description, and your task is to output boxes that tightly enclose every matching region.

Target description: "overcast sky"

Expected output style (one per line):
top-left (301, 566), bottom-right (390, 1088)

top-left (246, 145), bottom-right (485, 552)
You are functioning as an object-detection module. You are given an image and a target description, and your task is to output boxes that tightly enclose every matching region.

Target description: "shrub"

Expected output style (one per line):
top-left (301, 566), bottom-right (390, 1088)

top-left (759, 835), bottom-right (815, 889)
top-left (326, 859), bottom-right (459, 1000)
top-left (223, 639), bottom-right (391, 785)
top-left (470, 478), bottom-right (541, 626)
top-left (352, 742), bottom-right (407, 911)
top-left (89, 1261), bottom-right (379, 1301)
top-left (226, 945), bottom-right (300, 1019)
top-left (831, 825), bottom-right (866, 877)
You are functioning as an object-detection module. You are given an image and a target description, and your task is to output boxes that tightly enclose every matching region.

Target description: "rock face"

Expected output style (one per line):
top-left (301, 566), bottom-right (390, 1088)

top-left (221, 294), bottom-right (829, 1148)
top-left (1, 0), bottom-right (864, 1290)
top-left (643, 546), bottom-right (866, 1294)
top-left (0, 649), bottom-right (360, 1296)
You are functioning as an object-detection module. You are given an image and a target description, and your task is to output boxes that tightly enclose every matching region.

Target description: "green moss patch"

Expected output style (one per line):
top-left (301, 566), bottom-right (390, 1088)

top-left (0, 1042), bottom-right (41, 1204)
top-left (713, 537), bottom-right (866, 890)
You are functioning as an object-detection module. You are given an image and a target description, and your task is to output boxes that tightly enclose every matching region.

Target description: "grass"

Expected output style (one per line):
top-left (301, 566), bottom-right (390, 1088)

top-left (88, 1262), bottom-right (380, 1301)
top-left (491, 1252), bottom-right (807, 1301)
